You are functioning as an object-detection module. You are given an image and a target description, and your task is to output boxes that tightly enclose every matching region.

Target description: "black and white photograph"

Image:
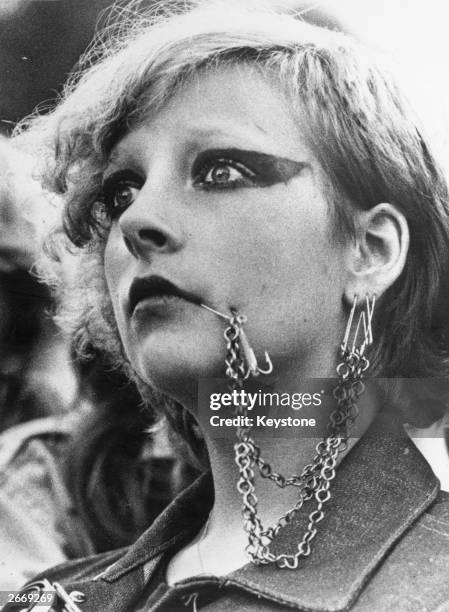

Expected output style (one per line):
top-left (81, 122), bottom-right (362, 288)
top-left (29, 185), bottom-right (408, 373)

top-left (0, 1), bottom-right (449, 610)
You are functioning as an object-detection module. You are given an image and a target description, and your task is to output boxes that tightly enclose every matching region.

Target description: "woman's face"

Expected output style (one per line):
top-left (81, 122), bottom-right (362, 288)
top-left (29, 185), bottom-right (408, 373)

top-left (104, 66), bottom-right (349, 402)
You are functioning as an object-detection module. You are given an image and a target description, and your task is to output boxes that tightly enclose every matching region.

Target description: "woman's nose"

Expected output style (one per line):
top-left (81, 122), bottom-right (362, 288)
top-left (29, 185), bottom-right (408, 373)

top-left (117, 192), bottom-right (182, 259)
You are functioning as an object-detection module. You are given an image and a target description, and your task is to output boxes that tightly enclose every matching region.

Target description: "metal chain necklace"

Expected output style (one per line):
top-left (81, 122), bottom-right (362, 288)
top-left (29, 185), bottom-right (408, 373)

top-left (220, 298), bottom-right (374, 569)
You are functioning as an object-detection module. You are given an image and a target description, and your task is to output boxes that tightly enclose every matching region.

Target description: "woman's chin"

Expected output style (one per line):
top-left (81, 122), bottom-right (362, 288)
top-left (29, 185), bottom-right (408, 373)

top-left (129, 339), bottom-right (226, 407)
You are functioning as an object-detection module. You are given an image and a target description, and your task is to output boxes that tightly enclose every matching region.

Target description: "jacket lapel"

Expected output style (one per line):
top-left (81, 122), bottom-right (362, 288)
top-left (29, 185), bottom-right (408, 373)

top-left (227, 416), bottom-right (439, 610)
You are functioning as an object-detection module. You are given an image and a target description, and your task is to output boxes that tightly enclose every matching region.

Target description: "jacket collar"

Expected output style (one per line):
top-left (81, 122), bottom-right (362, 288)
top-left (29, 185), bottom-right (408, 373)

top-left (101, 412), bottom-right (439, 611)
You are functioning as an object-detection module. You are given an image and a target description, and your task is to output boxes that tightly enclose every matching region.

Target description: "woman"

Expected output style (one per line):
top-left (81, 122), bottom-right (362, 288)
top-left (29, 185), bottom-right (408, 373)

top-left (12, 1), bottom-right (449, 609)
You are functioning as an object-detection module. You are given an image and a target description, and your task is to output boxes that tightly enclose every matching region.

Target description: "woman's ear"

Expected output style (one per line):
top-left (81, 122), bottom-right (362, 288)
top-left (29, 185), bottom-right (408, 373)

top-left (344, 203), bottom-right (409, 303)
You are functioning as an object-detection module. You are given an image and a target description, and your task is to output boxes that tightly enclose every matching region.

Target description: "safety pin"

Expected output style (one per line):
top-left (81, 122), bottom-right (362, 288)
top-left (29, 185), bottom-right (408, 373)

top-left (200, 303), bottom-right (273, 378)
top-left (342, 294), bottom-right (375, 356)
top-left (199, 303), bottom-right (232, 321)
top-left (239, 327), bottom-right (273, 378)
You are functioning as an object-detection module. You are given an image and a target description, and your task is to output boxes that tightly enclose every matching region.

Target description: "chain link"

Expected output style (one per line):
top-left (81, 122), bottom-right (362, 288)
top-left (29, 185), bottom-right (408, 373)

top-left (226, 311), bottom-right (370, 569)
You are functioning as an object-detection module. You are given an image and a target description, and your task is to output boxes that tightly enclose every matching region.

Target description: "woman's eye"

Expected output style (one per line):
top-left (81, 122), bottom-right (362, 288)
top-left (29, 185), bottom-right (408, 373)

top-left (191, 149), bottom-right (307, 191)
top-left (112, 183), bottom-right (140, 211)
top-left (100, 170), bottom-right (143, 219)
top-left (193, 158), bottom-right (256, 190)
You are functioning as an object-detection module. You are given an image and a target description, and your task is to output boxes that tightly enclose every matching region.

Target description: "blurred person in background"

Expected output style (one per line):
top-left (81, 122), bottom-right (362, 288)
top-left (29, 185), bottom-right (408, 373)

top-left (0, 135), bottom-right (71, 430)
top-left (0, 342), bottom-right (195, 589)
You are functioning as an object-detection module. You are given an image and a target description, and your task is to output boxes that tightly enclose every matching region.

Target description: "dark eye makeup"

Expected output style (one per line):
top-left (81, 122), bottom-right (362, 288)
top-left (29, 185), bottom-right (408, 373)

top-left (99, 148), bottom-right (307, 219)
top-left (192, 149), bottom-right (307, 190)
top-left (99, 169), bottom-right (143, 219)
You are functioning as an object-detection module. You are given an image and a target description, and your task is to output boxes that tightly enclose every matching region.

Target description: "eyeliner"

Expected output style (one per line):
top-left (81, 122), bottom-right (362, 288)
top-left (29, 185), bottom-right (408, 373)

top-left (193, 148), bottom-right (307, 187)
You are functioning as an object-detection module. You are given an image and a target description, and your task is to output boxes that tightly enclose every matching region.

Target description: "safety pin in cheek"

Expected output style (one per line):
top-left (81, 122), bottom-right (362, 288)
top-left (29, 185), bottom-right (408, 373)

top-left (199, 303), bottom-right (232, 321)
top-left (238, 326), bottom-right (273, 378)
top-left (199, 303), bottom-right (273, 378)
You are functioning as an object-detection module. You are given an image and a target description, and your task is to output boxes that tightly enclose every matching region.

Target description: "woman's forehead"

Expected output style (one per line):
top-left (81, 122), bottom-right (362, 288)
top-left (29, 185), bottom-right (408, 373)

top-left (108, 66), bottom-right (312, 165)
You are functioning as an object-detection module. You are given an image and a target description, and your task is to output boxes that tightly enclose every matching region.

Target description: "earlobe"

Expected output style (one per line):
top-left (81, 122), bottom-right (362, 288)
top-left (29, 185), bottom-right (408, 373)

top-left (344, 203), bottom-right (410, 304)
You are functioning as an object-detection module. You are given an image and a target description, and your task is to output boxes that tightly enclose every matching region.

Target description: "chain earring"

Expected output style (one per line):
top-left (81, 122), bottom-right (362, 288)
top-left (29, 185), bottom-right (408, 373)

top-left (200, 304), bottom-right (273, 379)
top-left (332, 294), bottom-right (376, 442)
top-left (200, 296), bottom-right (375, 569)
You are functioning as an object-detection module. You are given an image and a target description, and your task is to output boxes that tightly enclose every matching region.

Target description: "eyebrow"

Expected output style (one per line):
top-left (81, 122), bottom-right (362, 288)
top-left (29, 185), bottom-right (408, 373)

top-left (106, 116), bottom-right (299, 166)
top-left (106, 147), bottom-right (131, 168)
top-left (183, 119), bottom-right (273, 145)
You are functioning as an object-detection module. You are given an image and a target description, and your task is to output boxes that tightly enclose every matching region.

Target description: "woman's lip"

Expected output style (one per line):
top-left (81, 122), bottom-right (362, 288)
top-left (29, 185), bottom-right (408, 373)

top-left (133, 294), bottom-right (184, 313)
top-left (127, 275), bottom-right (202, 316)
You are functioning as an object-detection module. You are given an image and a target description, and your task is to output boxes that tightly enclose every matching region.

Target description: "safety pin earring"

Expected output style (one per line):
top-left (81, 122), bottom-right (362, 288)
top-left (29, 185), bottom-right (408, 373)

top-left (200, 303), bottom-right (273, 379)
top-left (342, 294), bottom-right (376, 357)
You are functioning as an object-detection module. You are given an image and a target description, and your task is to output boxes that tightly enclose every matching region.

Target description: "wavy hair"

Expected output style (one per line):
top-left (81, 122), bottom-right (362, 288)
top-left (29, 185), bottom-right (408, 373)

top-left (17, 0), bottom-right (449, 439)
